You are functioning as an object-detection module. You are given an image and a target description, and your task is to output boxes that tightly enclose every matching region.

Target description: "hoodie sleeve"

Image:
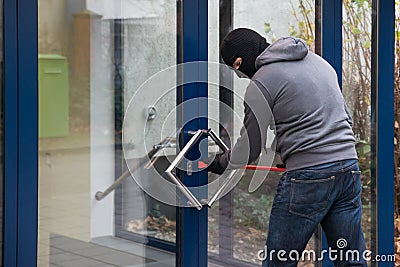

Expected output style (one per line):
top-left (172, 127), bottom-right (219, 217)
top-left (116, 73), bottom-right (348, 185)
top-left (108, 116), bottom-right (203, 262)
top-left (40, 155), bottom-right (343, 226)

top-left (207, 80), bottom-right (273, 174)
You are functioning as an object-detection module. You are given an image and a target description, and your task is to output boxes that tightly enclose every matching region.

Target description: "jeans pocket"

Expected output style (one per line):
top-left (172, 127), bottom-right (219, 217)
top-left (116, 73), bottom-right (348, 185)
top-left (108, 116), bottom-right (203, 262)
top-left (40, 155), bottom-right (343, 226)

top-left (289, 175), bottom-right (335, 218)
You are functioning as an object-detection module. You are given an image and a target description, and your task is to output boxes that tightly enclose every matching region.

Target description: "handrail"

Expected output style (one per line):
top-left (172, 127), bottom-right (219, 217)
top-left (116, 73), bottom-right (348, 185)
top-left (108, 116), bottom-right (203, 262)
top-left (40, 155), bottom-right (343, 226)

top-left (95, 138), bottom-right (173, 201)
top-left (95, 170), bottom-right (132, 201)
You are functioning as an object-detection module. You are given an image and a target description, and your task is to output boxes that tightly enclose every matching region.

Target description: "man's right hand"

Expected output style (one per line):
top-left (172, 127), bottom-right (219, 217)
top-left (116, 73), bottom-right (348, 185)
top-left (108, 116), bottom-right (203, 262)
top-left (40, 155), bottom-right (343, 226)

top-left (206, 153), bottom-right (228, 175)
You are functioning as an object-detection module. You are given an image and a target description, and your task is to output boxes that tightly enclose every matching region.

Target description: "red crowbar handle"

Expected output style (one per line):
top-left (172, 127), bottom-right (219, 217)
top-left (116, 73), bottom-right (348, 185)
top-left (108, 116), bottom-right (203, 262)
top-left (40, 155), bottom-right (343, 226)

top-left (198, 161), bottom-right (286, 172)
top-left (244, 165), bottom-right (286, 172)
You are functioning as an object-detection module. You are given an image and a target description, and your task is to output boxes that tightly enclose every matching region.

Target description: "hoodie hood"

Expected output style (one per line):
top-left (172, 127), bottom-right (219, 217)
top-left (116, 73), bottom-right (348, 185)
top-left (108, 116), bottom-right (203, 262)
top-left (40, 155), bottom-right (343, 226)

top-left (255, 37), bottom-right (308, 69)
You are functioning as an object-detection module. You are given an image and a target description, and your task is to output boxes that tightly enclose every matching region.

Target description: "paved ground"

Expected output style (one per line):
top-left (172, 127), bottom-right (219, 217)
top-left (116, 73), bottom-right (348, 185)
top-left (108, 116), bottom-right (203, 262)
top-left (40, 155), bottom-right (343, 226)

top-left (40, 234), bottom-right (174, 267)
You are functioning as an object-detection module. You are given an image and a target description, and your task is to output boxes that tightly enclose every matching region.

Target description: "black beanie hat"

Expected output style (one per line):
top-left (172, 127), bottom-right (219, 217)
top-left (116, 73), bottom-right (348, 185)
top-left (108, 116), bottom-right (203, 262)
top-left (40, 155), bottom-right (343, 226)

top-left (220, 28), bottom-right (269, 78)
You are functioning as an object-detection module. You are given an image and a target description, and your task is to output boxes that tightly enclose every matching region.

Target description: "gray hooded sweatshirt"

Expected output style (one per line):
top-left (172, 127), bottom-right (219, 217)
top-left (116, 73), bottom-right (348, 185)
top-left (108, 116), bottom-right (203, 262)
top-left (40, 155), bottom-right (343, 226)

top-left (217, 37), bottom-right (357, 171)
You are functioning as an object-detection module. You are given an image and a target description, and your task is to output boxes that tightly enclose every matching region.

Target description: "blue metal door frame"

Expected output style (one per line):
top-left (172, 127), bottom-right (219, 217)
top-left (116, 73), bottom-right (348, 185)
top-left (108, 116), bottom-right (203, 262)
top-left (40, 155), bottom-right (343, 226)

top-left (176, 0), bottom-right (208, 266)
top-left (373, 0), bottom-right (395, 263)
top-left (1, 0), bottom-right (395, 266)
top-left (3, 0), bottom-right (19, 264)
top-left (320, 1), bottom-right (343, 264)
top-left (321, 0), bottom-right (395, 266)
top-left (3, 0), bottom-right (39, 265)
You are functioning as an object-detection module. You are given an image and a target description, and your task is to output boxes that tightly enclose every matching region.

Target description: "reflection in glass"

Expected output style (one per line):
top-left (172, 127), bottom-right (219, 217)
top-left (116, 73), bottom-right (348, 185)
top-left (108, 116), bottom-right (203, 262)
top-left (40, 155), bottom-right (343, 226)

top-left (118, 0), bottom-right (177, 245)
top-left (208, 1), bottom-right (319, 266)
top-left (37, 1), bottom-right (177, 266)
top-left (342, 0), bottom-right (374, 253)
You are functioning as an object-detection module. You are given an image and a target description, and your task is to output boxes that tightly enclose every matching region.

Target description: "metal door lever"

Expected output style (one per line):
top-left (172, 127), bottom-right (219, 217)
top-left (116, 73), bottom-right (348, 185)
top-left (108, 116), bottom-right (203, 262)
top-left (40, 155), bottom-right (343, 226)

top-left (165, 129), bottom-right (205, 210)
top-left (165, 129), bottom-right (233, 210)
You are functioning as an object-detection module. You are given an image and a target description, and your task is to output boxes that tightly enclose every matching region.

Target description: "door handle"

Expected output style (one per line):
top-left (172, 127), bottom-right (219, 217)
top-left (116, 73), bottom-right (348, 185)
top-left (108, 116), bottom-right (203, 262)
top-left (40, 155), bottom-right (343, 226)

top-left (205, 129), bottom-right (241, 208)
top-left (165, 128), bottom-right (234, 210)
top-left (165, 129), bottom-right (205, 210)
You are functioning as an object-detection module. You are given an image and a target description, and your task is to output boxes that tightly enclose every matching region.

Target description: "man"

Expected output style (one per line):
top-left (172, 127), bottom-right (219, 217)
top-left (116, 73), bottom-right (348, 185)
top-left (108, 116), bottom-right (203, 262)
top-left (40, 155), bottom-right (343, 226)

top-left (207, 28), bottom-right (366, 266)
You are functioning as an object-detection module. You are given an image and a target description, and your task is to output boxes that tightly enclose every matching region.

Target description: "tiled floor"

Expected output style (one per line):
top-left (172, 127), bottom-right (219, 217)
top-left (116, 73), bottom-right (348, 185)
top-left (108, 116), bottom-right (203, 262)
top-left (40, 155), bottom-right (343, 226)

top-left (37, 234), bottom-right (174, 267)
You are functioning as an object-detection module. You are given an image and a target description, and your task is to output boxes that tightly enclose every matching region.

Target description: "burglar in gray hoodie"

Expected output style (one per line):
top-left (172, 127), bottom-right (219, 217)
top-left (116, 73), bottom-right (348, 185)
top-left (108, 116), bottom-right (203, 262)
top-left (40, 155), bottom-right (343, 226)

top-left (207, 28), bottom-right (367, 266)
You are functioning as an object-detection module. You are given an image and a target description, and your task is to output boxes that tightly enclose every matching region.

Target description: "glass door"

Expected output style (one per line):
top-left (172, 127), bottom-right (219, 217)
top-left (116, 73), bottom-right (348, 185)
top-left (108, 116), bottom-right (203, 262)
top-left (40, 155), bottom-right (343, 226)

top-left (205, 1), bottom-right (321, 266)
top-left (36, 0), bottom-right (185, 266)
top-left (203, 0), bottom-right (383, 266)
top-left (34, 0), bottom-right (386, 266)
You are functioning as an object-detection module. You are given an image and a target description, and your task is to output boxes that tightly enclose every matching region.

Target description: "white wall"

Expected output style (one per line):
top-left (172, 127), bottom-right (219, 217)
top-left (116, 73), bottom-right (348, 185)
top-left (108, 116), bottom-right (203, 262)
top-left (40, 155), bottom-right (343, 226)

top-left (122, 1), bottom-right (177, 159)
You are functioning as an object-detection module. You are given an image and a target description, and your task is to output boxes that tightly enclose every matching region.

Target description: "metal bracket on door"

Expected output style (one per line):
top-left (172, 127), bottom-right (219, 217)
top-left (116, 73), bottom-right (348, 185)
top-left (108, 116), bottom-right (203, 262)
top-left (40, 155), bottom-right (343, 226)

top-left (165, 129), bottom-right (238, 210)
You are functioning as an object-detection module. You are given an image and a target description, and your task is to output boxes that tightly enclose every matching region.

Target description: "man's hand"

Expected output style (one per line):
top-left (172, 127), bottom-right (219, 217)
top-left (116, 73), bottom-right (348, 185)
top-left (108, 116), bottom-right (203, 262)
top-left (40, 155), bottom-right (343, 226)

top-left (206, 153), bottom-right (229, 175)
top-left (276, 163), bottom-right (286, 169)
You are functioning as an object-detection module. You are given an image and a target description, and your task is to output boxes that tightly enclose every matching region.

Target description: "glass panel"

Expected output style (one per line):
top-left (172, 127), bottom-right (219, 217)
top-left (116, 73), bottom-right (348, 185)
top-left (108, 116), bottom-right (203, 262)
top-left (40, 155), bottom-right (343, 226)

top-left (37, 1), bottom-right (177, 266)
top-left (118, 2), bottom-right (177, 245)
top-left (208, 1), bottom-right (319, 266)
top-left (342, 0), bottom-right (374, 254)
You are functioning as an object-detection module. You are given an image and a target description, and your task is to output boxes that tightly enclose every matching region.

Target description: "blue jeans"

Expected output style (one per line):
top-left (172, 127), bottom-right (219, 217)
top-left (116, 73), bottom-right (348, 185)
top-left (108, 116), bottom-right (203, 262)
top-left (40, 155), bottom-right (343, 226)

top-left (262, 159), bottom-right (367, 266)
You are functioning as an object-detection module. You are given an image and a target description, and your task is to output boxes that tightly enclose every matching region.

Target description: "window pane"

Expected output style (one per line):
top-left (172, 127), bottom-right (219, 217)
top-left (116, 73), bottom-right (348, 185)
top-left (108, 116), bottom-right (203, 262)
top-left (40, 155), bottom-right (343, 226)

top-left (37, 1), bottom-right (177, 266)
top-left (208, 1), bottom-right (320, 266)
top-left (342, 0), bottom-right (374, 253)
